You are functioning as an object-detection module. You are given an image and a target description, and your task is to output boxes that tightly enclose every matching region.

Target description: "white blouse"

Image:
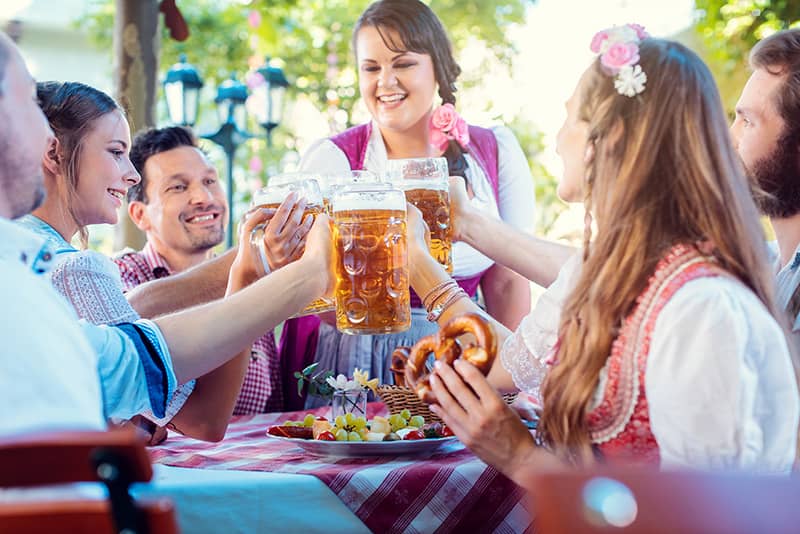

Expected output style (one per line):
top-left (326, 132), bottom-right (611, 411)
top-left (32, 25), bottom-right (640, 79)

top-left (299, 122), bottom-right (536, 278)
top-left (502, 253), bottom-right (799, 473)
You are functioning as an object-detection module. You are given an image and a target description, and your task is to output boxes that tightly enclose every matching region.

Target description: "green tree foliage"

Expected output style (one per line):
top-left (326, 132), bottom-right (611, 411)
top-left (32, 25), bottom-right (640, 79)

top-left (694, 0), bottom-right (800, 112)
top-left (76, 1), bottom-right (567, 234)
top-left (77, 0), bottom-right (529, 126)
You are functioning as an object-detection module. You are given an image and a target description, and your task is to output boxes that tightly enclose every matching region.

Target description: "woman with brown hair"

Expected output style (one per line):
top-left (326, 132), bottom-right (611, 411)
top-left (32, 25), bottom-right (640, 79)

top-left (406, 26), bottom-right (799, 481)
top-left (285, 0), bottom-right (534, 407)
top-left (15, 81), bottom-right (331, 442)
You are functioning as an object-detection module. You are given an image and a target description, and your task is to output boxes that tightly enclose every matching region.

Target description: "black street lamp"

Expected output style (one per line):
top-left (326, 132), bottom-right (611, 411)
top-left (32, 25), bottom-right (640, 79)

top-left (254, 57), bottom-right (289, 147)
top-left (163, 55), bottom-right (203, 127)
top-left (162, 56), bottom-right (290, 248)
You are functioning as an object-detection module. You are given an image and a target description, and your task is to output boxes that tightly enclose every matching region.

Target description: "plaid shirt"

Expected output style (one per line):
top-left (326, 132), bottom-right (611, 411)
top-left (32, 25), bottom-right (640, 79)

top-left (114, 242), bottom-right (282, 413)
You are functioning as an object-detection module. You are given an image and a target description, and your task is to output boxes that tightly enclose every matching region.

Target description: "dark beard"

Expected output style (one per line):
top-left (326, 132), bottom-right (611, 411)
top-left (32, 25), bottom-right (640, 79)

top-left (750, 128), bottom-right (800, 219)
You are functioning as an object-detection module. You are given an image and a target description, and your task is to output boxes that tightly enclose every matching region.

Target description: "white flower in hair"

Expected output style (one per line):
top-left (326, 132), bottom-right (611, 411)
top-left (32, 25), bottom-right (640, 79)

top-left (614, 64), bottom-right (647, 97)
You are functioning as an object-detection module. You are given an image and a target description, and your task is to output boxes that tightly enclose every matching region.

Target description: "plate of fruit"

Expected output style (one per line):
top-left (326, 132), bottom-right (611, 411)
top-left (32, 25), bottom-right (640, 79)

top-left (266, 410), bottom-right (459, 457)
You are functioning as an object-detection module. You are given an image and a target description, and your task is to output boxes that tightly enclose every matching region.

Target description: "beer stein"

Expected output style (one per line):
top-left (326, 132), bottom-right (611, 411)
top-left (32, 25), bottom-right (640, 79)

top-left (331, 187), bottom-right (410, 335)
top-left (250, 178), bottom-right (334, 316)
top-left (385, 157), bottom-right (452, 273)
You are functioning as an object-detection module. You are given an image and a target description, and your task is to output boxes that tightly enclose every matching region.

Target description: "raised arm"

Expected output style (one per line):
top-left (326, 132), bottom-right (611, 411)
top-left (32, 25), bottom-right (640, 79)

top-left (407, 205), bottom-right (517, 392)
top-left (164, 209), bottom-right (271, 441)
top-left (126, 248), bottom-right (236, 318)
top-left (451, 177), bottom-right (574, 288)
top-left (153, 214), bottom-right (332, 385)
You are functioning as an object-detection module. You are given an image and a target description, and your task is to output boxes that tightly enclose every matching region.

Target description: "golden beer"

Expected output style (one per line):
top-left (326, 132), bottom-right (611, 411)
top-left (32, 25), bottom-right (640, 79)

top-left (403, 186), bottom-right (453, 273)
top-left (385, 157), bottom-right (452, 272)
top-left (250, 179), bottom-right (334, 316)
top-left (332, 188), bottom-right (410, 335)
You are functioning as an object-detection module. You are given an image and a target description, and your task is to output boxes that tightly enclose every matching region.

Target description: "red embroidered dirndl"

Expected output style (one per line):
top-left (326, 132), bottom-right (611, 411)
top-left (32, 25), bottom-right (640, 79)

top-left (586, 244), bottom-right (725, 464)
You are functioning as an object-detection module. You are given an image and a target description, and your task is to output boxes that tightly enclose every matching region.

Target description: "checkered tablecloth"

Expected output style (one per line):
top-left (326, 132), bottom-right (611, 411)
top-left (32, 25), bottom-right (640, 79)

top-left (149, 403), bottom-right (531, 533)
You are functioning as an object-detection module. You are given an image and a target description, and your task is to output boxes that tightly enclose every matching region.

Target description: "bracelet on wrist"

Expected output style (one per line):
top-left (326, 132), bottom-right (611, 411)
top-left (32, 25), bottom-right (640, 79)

top-left (422, 279), bottom-right (458, 311)
top-left (426, 287), bottom-right (467, 322)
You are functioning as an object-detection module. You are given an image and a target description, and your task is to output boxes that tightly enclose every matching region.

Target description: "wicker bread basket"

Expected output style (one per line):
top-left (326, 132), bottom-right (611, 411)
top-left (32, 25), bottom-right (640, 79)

top-left (377, 384), bottom-right (517, 424)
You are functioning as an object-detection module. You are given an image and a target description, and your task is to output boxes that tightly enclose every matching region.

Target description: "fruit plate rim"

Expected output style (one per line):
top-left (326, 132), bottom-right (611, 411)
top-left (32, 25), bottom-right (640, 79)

top-left (265, 433), bottom-right (461, 457)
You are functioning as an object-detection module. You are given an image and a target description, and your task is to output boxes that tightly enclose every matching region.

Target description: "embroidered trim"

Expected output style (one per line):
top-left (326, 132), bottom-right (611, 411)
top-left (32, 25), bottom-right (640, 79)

top-left (588, 245), bottom-right (723, 445)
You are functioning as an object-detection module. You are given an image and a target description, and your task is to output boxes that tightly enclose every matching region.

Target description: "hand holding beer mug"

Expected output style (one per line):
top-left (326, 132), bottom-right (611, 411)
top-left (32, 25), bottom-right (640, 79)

top-left (331, 187), bottom-right (411, 335)
top-left (250, 178), bottom-right (335, 316)
top-left (385, 157), bottom-right (453, 273)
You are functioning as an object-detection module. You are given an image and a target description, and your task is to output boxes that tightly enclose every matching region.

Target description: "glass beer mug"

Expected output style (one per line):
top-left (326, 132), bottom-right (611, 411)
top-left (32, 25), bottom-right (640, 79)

top-left (250, 177), bottom-right (334, 316)
top-left (385, 157), bottom-right (453, 273)
top-left (319, 170), bottom-right (382, 213)
top-left (331, 186), bottom-right (410, 335)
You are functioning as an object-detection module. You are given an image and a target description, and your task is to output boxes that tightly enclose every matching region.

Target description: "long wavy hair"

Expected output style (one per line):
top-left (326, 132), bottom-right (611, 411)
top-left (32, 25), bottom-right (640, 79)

top-left (537, 39), bottom-right (784, 463)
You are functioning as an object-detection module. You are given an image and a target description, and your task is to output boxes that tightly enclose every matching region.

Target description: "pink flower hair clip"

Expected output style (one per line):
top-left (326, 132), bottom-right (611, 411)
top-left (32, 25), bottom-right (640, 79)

top-left (429, 103), bottom-right (470, 152)
top-left (590, 23), bottom-right (650, 97)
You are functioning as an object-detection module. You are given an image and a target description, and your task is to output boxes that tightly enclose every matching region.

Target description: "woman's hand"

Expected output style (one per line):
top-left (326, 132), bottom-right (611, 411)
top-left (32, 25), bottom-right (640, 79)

top-left (429, 358), bottom-right (539, 477)
top-left (448, 176), bottom-right (478, 244)
top-left (261, 192), bottom-right (314, 271)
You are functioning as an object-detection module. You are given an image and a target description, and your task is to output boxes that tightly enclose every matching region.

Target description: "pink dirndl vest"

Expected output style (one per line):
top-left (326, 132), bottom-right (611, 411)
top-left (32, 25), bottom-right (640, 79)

top-left (279, 122), bottom-right (500, 410)
top-left (586, 244), bottom-right (725, 464)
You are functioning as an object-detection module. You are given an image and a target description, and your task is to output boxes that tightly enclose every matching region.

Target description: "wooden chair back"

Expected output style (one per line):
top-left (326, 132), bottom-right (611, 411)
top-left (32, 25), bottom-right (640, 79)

top-left (0, 427), bottom-right (179, 534)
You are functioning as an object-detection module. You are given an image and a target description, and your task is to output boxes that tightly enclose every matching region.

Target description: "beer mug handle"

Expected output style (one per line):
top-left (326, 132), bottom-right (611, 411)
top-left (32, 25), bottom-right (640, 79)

top-left (249, 223), bottom-right (271, 277)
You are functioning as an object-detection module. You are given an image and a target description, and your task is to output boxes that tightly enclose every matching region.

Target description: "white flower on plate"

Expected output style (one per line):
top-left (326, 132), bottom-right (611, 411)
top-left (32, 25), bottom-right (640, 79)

top-left (326, 374), bottom-right (361, 392)
top-left (614, 64), bottom-right (647, 97)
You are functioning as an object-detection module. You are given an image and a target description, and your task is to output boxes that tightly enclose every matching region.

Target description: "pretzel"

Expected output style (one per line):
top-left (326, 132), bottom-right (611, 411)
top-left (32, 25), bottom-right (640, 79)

top-left (404, 313), bottom-right (497, 404)
top-left (390, 346), bottom-right (411, 387)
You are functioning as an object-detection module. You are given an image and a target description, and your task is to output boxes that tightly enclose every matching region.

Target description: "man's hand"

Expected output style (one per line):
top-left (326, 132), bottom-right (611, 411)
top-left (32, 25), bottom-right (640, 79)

top-left (261, 192), bottom-right (313, 271)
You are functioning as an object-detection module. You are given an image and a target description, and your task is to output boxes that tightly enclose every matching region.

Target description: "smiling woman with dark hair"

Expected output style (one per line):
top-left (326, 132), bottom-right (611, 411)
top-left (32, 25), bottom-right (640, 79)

top-left (283, 0), bottom-right (537, 408)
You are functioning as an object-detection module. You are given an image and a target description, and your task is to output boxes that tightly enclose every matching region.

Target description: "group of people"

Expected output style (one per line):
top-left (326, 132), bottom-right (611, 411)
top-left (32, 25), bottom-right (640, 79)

top-left (2, 0), bottom-right (800, 490)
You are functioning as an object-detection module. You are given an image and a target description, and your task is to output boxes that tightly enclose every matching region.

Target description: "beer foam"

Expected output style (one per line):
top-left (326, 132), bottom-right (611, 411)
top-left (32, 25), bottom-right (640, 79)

top-left (396, 181), bottom-right (448, 192)
top-left (251, 189), bottom-right (288, 205)
top-left (332, 191), bottom-right (407, 212)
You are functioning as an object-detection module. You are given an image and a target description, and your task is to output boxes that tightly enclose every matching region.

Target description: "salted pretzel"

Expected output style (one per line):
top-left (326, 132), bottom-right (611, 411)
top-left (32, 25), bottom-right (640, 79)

top-left (404, 313), bottom-right (497, 404)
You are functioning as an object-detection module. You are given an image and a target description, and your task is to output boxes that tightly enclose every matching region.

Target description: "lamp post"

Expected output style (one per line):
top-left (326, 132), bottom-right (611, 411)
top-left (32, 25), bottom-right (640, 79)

top-left (253, 57), bottom-right (289, 147)
top-left (162, 55), bottom-right (289, 248)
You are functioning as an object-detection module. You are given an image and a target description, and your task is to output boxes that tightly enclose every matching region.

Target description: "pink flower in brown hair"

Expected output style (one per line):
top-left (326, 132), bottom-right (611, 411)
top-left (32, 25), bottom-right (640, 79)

top-left (429, 103), bottom-right (470, 152)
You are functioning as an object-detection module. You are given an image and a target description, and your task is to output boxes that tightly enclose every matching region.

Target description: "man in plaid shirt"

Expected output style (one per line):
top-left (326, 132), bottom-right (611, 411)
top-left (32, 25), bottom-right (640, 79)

top-left (115, 126), bottom-right (283, 416)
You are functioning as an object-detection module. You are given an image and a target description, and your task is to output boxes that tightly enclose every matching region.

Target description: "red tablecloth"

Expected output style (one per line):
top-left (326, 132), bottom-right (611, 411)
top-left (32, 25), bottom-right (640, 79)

top-left (149, 403), bottom-right (530, 533)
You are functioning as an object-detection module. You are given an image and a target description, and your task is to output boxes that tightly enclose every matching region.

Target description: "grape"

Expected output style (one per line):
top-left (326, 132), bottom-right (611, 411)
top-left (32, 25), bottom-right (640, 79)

top-left (303, 414), bottom-right (316, 427)
top-left (335, 429), bottom-right (349, 441)
top-left (347, 431), bottom-right (362, 442)
top-left (409, 415), bottom-right (425, 428)
top-left (389, 414), bottom-right (408, 432)
top-left (334, 415), bottom-right (346, 428)
top-left (345, 412), bottom-right (356, 426)
top-left (400, 409), bottom-right (412, 420)
top-left (354, 416), bottom-right (367, 430)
